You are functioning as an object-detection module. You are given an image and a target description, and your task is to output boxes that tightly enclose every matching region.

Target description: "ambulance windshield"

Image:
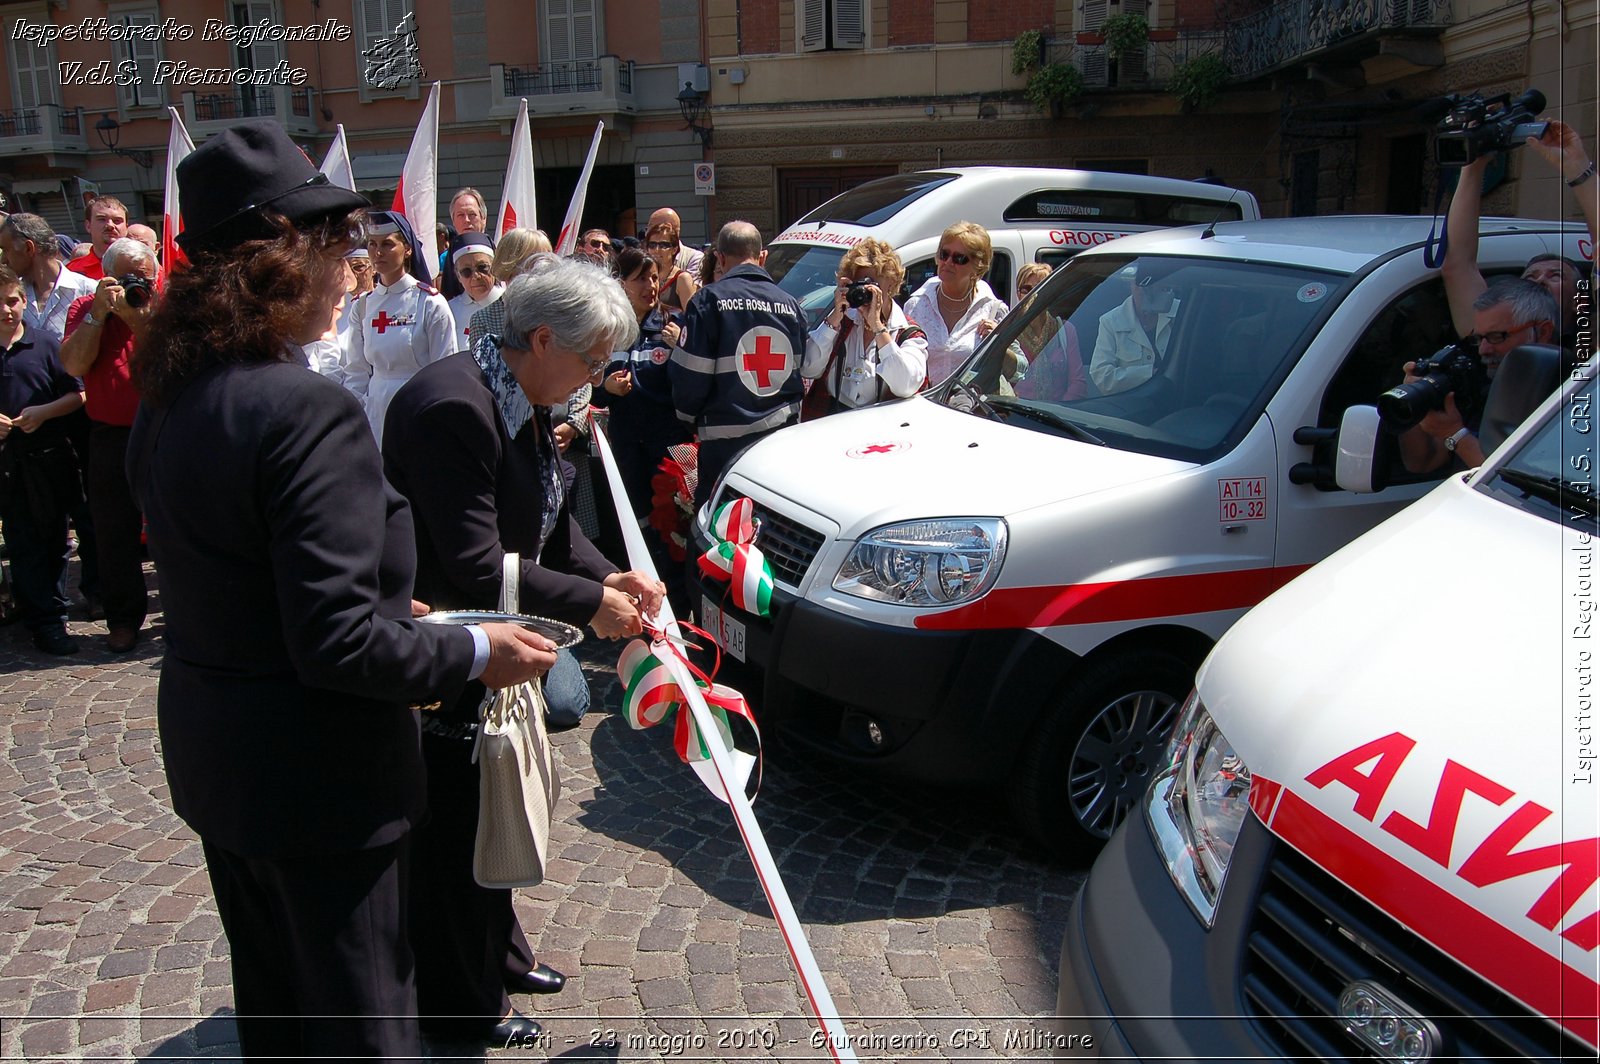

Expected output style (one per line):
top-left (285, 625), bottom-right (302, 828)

top-left (942, 254), bottom-right (1351, 464)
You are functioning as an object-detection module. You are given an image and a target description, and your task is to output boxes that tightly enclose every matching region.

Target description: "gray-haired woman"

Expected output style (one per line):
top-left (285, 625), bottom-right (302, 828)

top-left (382, 253), bottom-right (665, 1046)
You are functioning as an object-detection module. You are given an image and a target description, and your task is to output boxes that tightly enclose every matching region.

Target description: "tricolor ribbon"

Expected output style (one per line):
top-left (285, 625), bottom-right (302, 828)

top-left (698, 496), bottom-right (775, 616)
top-left (591, 423), bottom-right (858, 1064)
top-left (617, 626), bottom-right (761, 801)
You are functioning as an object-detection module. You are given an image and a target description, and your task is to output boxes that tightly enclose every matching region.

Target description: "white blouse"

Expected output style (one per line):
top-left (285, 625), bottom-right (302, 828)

top-left (901, 277), bottom-right (1008, 387)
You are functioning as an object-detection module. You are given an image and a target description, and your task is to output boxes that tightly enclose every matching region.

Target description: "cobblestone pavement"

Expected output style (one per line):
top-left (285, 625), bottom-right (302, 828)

top-left (0, 563), bottom-right (1086, 1062)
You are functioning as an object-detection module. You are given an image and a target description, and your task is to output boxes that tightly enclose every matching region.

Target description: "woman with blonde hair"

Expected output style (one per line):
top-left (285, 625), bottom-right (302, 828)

top-left (644, 220), bottom-right (698, 314)
top-left (491, 227), bottom-right (552, 284)
top-left (902, 220), bottom-right (1008, 387)
top-left (800, 238), bottom-right (928, 419)
top-left (1011, 262), bottom-right (1087, 401)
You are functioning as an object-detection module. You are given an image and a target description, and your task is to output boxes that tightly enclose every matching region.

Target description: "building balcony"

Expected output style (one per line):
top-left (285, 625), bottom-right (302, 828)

top-left (181, 86), bottom-right (319, 138)
top-left (1224, 0), bottom-right (1450, 82)
top-left (488, 56), bottom-right (637, 121)
top-left (0, 104), bottom-right (88, 158)
top-left (1061, 30), bottom-right (1229, 91)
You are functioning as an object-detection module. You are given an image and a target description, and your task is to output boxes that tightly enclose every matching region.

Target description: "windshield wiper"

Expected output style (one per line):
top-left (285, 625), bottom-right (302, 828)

top-left (946, 379), bottom-right (1000, 421)
top-left (987, 396), bottom-right (1107, 446)
top-left (1495, 467), bottom-right (1599, 515)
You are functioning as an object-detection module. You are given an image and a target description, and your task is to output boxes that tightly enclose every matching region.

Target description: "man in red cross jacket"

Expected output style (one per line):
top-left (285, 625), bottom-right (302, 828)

top-left (668, 220), bottom-right (807, 509)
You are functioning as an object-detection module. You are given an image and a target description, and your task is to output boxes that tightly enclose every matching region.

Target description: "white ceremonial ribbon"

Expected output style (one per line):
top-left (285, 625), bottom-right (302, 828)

top-left (592, 423), bottom-right (858, 1064)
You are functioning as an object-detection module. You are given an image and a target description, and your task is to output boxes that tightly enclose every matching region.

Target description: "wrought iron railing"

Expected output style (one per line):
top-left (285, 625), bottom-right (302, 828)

top-left (0, 110), bottom-right (42, 138)
top-left (1047, 32), bottom-right (1227, 90)
top-left (58, 107), bottom-right (81, 135)
top-left (502, 56), bottom-right (633, 97)
top-left (193, 89), bottom-right (279, 121)
top-left (291, 88), bottom-right (311, 117)
top-left (1226, 0), bottom-right (1451, 80)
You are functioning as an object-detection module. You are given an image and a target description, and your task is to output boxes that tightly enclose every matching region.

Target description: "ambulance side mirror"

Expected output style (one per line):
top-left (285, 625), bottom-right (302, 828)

top-left (1333, 404), bottom-right (1389, 494)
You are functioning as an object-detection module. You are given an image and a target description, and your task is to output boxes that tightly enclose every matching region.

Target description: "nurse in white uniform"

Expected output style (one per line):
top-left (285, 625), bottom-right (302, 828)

top-left (343, 210), bottom-right (455, 445)
top-left (445, 232), bottom-right (504, 354)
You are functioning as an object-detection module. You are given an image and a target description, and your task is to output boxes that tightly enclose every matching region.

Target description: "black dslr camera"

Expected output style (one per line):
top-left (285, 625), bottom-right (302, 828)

top-left (845, 279), bottom-right (876, 309)
top-left (117, 274), bottom-right (154, 309)
top-left (1377, 341), bottom-right (1486, 429)
top-left (1435, 89), bottom-right (1549, 168)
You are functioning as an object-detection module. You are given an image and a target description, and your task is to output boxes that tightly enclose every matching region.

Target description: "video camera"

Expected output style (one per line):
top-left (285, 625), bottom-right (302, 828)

top-left (1377, 341), bottom-right (1486, 429)
top-left (1435, 89), bottom-right (1549, 168)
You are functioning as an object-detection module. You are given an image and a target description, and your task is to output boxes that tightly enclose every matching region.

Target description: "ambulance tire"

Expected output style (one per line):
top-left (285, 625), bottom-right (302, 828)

top-left (1011, 649), bottom-right (1190, 859)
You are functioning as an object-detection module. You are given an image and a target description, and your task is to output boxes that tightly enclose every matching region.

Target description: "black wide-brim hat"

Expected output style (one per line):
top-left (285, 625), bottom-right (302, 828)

top-left (176, 120), bottom-right (370, 255)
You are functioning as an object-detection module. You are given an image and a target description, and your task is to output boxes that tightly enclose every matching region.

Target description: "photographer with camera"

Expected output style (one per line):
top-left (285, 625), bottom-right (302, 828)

top-left (59, 237), bottom-right (158, 651)
top-left (801, 238), bottom-right (929, 420)
top-left (1395, 277), bottom-right (1556, 474)
top-left (1440, 101), bottom-right (1596, 343)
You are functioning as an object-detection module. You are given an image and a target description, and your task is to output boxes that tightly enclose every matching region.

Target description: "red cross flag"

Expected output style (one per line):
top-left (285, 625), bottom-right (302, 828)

top-left (554, 120), bottom-right (604, 256)
top-left (391, 82), bottom-right (440, 280)
top-left (496, 98), bottom-right (537, 238)
top-left (319, 123), bottom-right (356, 192)
top-left (161, 106), bottom-right (195, 273)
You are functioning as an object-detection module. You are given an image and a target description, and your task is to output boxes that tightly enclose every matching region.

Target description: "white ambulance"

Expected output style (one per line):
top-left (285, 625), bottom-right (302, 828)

top-left (763, 166), bottom-right (1261, 316)
top-left (1057, 351), bottom-right (1597, 1059)
top-left (688, 215), bottom-right (1591, 854)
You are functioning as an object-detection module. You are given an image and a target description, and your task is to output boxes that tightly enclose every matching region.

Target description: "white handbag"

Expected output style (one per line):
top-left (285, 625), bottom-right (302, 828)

top-left (471, 553), bottom-right (561, 889)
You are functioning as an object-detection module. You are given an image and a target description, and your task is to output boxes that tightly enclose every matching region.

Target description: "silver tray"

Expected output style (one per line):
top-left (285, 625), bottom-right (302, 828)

top-left (416, 610), bottom-right (584, 649)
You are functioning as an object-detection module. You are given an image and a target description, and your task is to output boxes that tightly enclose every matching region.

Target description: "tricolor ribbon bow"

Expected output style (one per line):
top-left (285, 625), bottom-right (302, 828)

top-left (617, 628), bottom-right (761, 802)
top-left (697, 496), bottom-right (775, 617)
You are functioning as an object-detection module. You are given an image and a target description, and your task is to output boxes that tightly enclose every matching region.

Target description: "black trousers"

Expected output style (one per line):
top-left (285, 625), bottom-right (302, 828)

top-left (86, 423), bottom-right (148, 629)
top-left (0, 487), bottom-right (71, 634)
top-left (409, 728), bottom-right (534, 1030)
top-left (202, 838), bottom-right (420, 1061)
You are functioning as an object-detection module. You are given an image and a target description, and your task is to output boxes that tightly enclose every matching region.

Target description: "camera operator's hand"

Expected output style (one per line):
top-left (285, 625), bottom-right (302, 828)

top-left (861, 283), bottom-right (886, 335)
top-left (825, 277), bottom-right (850, 329)
top-left (1417, 391), bottom-right (1466, 442)
top-left (89, 276), bottom-right (121, 321)
top-left (1529, 119), bottom-right (1594, 183)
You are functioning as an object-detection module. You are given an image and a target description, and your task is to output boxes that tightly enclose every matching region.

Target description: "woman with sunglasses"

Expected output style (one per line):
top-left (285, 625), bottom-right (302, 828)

top-left (446, 232), bottom-right (505, 354)
top-left (383, 254), bottom-right (664, 1047)
top-left (902, 220), bottom-right (1008, 387)
top-left (343, 209), bottom-right (457, 445)
top-left (645, 219), bottom-right (699, 315)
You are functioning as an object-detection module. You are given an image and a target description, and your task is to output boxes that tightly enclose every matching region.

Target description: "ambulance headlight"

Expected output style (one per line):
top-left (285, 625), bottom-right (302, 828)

top-left (834, 519), bottom-right (1006, 606)
top-left (1146, 691), bottom-right (1252, 927)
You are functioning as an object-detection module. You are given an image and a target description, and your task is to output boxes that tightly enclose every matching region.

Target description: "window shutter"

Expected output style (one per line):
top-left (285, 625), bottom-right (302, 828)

top-left (547, 0), bottom-right (572, 64)
top-left (234, 1), bottom-right (285, 72)
top-left (571, 0), bottom-right (598, 60)
top-left (799, 0), bottom-right (826, 52)
top-left (11, 37), bottom-right (54, 110)
top-left (832, 0), bottom-right (864, 48)
top-left (1081, 0), bottom-right (1109, 30)
top-left (115, 11), bottom-right (162, 108)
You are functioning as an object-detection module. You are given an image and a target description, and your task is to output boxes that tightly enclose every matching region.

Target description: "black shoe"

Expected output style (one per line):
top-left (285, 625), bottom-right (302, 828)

top-left (488, 1011), bottom-right (543, 1049)
top-left (506, 962), bottom-right (566, 995)
top-left (33, 629), bottom-right (78, 656)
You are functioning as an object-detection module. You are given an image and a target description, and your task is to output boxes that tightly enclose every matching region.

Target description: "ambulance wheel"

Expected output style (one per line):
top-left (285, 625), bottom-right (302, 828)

top-left (1011, 650), bottom-right (1190, 858)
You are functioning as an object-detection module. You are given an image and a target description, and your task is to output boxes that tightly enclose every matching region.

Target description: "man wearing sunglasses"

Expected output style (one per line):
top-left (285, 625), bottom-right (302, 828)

top-left (579, 229), bottom-right (614, 267)
top-left (1400, 277), bottom-right (1557, 473)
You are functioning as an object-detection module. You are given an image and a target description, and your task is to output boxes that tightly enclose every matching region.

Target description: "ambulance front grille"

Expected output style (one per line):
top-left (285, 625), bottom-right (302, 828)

top-left (748, 504), bottom-right (824, 589)
top-left (1241, 843), bottom-right (1589, 1062)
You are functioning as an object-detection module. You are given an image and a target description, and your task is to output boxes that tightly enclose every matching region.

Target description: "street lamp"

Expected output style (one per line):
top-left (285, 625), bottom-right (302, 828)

top-left (677, 82), bottom-right (712, 149)
top-left (94, 115), bottom-right (154, 169)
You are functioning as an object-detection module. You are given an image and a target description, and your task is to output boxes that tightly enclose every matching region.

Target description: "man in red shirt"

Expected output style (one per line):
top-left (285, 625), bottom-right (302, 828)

top-left (59, 236), bottom-right (155, 650)
top-left (66, 197), bottom-right (129, 281)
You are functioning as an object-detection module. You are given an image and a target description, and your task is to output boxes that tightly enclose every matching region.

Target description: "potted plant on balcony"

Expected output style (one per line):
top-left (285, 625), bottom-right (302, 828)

top-left (1025, 62), bottom-right (1086, 118)
top-left (1012, 29), bottom-right (1045, 77)
top-left (1101, 12), bottom-right (1149, 63)
top-left (1170, 53), bottom-right (1230, 113)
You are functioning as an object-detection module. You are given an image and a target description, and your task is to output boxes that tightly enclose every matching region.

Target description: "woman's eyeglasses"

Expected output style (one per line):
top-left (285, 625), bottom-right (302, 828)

top-left (458, 264), bottom-right (494, 279)
top-left (1017, 284), bottom-right (1038, 297)
top-left (571, 348), bottom-right (609, 381)
top-left (937, 248), bottom-right (972, 265)
top-left (646, 241), bottom-right (677, 251)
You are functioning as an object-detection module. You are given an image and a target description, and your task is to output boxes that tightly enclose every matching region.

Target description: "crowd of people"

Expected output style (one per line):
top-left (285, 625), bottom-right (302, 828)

top-left (0, 106), bottom-right (1596, 1059)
